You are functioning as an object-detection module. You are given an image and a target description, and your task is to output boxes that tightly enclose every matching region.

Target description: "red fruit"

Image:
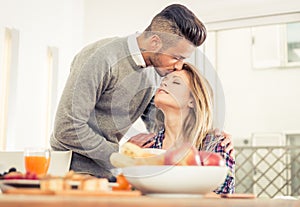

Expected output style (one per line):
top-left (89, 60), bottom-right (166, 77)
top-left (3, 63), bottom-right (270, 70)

top-left (3, 172), bottom-right (24, 179)
top-left (164, 143), bottom-right (201, 166)
top-left (25, 171), bottom-right (38, 180)
top-left (199, 151), bottom-right (225, 166)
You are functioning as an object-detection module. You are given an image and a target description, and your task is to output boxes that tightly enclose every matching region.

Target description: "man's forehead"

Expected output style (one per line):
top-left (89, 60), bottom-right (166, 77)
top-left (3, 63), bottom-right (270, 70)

top-left (166, 39), bottom-right (195, 57)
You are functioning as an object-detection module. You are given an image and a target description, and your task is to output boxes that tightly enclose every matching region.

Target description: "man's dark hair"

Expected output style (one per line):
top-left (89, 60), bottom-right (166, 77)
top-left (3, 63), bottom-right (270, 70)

top-left (145, 4), bottom-right (206, 47)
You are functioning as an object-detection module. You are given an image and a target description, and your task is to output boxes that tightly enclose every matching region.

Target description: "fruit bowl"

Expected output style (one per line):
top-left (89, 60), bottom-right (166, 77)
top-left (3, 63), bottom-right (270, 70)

top-left (122, 165), bottom-right (228, 195)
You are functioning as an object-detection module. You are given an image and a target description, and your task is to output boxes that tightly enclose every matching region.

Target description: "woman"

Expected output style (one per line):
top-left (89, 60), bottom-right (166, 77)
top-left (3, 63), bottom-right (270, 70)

top-left (145, 63), bottom-right (234, 194)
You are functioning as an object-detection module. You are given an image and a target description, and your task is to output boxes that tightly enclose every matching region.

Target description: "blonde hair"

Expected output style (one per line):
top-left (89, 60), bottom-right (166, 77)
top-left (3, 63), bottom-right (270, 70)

top-left (181, 63), bottom-right (214, 149)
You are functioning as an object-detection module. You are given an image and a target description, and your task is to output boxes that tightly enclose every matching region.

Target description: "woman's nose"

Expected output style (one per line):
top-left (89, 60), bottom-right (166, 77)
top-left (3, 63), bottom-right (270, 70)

top-left (161, 81), bottom-right (167, 87)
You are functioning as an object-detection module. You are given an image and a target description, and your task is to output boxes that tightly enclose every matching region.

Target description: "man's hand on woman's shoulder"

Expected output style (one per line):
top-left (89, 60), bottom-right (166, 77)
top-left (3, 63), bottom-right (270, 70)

top-left (127, 133), bottom-right (156, 148)
top-left (212, 129), bottom-right (235, 158)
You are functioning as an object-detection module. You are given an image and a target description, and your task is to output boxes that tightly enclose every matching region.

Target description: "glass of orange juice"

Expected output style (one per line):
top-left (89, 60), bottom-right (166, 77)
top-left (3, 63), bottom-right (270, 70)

top-left (24, 148), bottom-right (51, 177)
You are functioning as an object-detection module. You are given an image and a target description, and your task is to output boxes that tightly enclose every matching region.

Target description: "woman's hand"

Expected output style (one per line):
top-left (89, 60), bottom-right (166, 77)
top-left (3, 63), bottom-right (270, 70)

top-left (127, 133), bottom-right (156, 148)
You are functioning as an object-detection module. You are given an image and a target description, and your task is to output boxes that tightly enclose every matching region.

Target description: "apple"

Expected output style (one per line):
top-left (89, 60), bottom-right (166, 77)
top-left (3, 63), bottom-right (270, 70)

top-left (199, 151), bottom-right (225, 166)
top-left (164, 143), bottom-right (201, 166)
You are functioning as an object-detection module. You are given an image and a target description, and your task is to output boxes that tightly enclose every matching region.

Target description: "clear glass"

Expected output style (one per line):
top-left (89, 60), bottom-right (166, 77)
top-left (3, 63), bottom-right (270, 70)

top-left (24, 148), bottom-right (51, 176)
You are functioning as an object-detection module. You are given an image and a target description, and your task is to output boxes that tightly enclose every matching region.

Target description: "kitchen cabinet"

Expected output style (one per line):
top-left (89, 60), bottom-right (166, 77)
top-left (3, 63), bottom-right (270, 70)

top-left (252, 22), bottom-right (300, 69)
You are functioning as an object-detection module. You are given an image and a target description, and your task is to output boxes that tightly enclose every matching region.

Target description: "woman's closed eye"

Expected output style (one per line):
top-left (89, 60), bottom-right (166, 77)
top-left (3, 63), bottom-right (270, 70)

top-left (172, 78), bottom-right (182, 85)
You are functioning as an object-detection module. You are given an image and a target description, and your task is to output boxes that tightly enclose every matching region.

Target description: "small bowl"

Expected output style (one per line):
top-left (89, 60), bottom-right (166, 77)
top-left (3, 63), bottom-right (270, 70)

top-left (122, 165), bottom-right (228, 195)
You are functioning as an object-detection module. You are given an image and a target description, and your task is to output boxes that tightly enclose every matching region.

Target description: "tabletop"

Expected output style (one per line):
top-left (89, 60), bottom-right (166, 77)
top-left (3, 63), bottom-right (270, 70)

top-left (0, 194), bottom-right (299, 207)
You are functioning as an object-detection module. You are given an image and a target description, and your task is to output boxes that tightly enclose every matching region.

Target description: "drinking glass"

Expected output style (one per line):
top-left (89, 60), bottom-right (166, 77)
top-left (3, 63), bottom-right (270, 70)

top-left (24, 148), bottom-right (51, 176)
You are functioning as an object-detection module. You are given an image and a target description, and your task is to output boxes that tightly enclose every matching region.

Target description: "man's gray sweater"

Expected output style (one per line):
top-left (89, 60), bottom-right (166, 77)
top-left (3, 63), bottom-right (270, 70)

top-left (50, 36), bottom-right (161, 177)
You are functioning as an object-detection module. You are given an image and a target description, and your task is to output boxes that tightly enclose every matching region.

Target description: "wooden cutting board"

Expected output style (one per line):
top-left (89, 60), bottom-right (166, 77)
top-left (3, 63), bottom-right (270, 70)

top-left (3, 188), bottom-right (55, 195)
top-left (3, 188), bottom-right (141, 197)
top-left (56, 190), bottom-right (141, 197)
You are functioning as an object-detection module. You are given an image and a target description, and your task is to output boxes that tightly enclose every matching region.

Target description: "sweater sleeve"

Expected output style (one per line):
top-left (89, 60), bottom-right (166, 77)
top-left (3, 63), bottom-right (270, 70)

top-left (52, 49), bottom-right (118, 169)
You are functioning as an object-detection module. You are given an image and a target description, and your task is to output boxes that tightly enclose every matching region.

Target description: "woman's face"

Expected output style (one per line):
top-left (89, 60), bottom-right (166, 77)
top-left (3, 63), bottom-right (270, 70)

top-left (154, 70), bottom-right (194, 111)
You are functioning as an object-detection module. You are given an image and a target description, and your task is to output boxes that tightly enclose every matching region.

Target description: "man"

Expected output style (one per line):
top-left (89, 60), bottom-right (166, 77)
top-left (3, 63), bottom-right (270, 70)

top-left (51, 4), bottom-right (233, 178)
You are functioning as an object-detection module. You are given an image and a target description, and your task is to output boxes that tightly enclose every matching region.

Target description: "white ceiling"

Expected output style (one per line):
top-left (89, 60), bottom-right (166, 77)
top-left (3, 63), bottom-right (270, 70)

top-left (171, 0), bottom-right (300, 23)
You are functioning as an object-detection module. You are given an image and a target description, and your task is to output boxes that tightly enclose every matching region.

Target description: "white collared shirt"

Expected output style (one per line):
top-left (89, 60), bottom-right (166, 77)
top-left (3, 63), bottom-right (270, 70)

top-left (127, 33), bottom-right (146, 68)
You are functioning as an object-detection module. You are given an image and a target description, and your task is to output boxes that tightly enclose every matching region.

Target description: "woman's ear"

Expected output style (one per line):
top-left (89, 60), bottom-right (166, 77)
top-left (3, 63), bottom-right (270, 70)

top-left (188, 98), bottom-right (195, 108)
top-left (150, 35), bottom-right (162, 51)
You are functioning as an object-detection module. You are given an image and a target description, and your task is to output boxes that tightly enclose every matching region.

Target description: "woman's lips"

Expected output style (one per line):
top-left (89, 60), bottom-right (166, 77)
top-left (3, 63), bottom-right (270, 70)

top-left (157, 88), bottom-right (169, 94)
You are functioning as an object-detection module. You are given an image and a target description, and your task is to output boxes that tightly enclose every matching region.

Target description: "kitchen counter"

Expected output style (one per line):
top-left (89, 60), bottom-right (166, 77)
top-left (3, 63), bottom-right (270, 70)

top-left (0, 194), bottom-right (299, 207)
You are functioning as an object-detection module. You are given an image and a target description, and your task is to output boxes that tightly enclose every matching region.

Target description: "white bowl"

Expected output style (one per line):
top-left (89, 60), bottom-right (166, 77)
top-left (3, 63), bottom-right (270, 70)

top-left (122, 165), bottom-right (228, 195)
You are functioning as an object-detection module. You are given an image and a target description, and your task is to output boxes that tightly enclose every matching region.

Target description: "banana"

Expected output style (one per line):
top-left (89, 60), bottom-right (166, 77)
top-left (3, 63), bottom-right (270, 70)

top-left (120, 142), bottom-right (153, 158)
top-left (109, 142), bottom-right (165, 168)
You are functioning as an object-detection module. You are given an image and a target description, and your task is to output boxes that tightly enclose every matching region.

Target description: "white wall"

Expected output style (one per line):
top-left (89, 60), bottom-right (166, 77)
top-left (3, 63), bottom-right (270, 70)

top-left (83, 0), bottom-right (300, 43)
top-left (217, 28), bottom-right (300, 139)
top-left (0, 0), bottom-right (85, 150)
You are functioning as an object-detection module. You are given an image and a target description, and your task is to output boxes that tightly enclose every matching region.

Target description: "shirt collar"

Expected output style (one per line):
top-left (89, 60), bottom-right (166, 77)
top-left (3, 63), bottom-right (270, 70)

top-left (127, 33), bottom-right (146, 68)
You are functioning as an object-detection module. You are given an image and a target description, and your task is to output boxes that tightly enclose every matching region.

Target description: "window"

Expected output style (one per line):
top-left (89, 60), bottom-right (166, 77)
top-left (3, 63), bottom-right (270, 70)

top-left (44, 47), bottom-right (58, 147)
top-left (287, 22), bottom-right (300, 65)
top-left (251, 22), bottom-right (300, 69)
top-left (0, 28), bottom-right (19, 150)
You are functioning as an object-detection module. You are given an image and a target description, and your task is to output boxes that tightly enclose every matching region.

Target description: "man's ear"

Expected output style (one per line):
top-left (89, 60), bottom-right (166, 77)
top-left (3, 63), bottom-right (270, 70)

top-left (150, 35), bottom-right (162, 51)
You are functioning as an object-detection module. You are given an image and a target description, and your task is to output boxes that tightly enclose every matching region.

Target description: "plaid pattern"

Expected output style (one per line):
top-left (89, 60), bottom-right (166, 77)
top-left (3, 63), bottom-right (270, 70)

top-left (150, 128), bottom-right (235, 194)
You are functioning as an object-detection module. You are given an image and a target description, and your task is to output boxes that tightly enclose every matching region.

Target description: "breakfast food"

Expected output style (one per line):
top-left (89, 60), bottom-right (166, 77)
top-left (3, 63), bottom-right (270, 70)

top-left (1, 168), bottom-right (132, 194)
top-left (121, 142), bottom-right (155, 158)
top-left (40, 171), bottom-right (110, 192)
top-left (112, 174), bottom-right (131, 191)
top-left (64, 170), bottom-right (92, 181)
top-left (199, 151), bottom-right (225, 166)
top-left (79, 178), bottom-right (109, 191)
top-left (109, 142), bottom-right (166, 168)
top-left (0, 167), bottom-right (17, 177)
top-left (112, 142), bottom-right (225, 167)
top-left (0, 167), bottom-right (39, 180)
top-left (164, 143), bottom-right (201, 166)
top-left (40, 177), bottom-right (69, 191)
top-left (164, 144), bottom-right (225, 166)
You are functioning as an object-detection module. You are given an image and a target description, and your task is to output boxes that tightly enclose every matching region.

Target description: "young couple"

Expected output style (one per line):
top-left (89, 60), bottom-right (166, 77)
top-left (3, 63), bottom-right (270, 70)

top-left (51, 4), bottom-right (234, 193)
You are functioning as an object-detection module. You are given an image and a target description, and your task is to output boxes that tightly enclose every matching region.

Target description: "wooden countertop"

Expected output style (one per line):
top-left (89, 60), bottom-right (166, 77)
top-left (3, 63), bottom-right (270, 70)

top-left (0, 194), bottom-right (299, 207)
